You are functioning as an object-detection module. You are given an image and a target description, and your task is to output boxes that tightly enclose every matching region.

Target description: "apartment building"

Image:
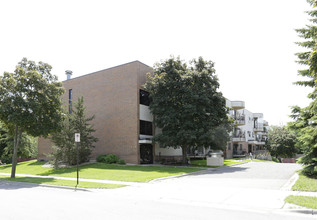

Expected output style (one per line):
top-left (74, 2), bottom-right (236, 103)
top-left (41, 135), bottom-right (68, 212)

top-left (38, 61), bottom-right (154, 164)
top-left (38, 61), bottom-right (268, 164)
top-left (225, 100), bottom-right (269, 159)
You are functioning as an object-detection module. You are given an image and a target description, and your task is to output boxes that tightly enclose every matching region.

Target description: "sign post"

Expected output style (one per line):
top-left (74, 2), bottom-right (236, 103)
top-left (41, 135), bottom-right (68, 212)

top-left (75, 133), bottom-right (80, 186)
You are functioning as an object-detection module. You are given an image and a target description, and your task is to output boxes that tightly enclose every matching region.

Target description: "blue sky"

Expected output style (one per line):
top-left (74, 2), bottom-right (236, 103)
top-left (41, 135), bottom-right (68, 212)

top-left (0, 0), bottom-right (313, 125)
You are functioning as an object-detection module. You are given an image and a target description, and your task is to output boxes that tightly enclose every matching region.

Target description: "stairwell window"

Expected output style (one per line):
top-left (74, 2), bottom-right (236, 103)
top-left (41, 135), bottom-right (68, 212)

top-left (69, 89), bottom-right (72, 114)
top-left (140, 120), bottom-right (153, 135)
top-left (140, 90), bottom-right (151, 106)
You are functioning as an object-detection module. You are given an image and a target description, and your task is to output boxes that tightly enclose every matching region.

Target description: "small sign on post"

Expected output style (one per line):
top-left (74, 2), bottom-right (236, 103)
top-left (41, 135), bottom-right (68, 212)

top-left (75, 133), bottom-right (80, 186)
top-left (75, 133), bottom-right (80, 142)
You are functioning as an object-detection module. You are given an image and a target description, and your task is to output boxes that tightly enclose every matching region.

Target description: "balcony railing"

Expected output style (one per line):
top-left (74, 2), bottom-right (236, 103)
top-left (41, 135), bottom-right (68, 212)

top-left (254, 123), bottom-right (264, 132)
top-left (231, 101), bottom-right (245, 110)
top-left (234, 114), bottom-right (245, 125)
top-left (230, 113), bottom-right (245, 126)
top-left (232, 131), bottom-right (246, 142)
top-left (255, 137), bottom-right (266, 145)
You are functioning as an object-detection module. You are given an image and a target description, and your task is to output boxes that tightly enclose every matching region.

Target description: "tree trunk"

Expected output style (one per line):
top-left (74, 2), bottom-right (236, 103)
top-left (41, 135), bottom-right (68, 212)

top-left (182, 146), bottom-right (188, 164)
top-left (11, 126), bottom-right (22, 178)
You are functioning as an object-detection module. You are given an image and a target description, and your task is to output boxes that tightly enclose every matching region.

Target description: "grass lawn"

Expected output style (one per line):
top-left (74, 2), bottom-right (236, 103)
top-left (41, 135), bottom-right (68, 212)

top-left (284, 172), bottom-right (317, 209)
top-left (0, 175), bottom-right (125, 189)
top-left (292, 173), bottom-right (317, 192)
top-left (0, 160), bottom-right (203, 182)
top-left (285, 195), bottom-right (317, 209)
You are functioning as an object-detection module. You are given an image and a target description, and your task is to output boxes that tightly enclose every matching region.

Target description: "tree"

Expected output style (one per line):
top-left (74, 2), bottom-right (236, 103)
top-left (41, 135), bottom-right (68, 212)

top-left (0, 122), bottom-right (38, 163)
top-left (145, 56), bottom-right (231, 164)
top-left (289, 104), bottom-right (317, 176)
top-left (0, 58), bottom-right (64, 177)
top-left (295, 0), bottom-right (317, 88)
top-left (50, 97), bottom-right (98, 167)
top-left (209, 122), bottom-right (233, 151)
top-left (265, 126), bottom-right (297, 159)
top-left (290, 0), bottom-right (317, 177)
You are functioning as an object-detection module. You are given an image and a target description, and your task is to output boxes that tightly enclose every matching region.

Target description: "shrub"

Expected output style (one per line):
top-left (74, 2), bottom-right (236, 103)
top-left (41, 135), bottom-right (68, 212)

top-left (97, 154), bottom-right (125, 164)
top-left (272, 157), bottom-right (280, 163)
top-left (0, 157), bottom-right (11, 164)
top-left (118, 159), bottom-right (126, 165)
top-left (96, 154), bottom-right (107, 163)
top-left (104, 154), bottom-right (119, 164)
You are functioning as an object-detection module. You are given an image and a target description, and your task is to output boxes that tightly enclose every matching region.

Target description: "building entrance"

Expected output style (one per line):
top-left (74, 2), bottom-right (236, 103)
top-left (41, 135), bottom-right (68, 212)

top-left (140, 144), bottom-right (153, 164)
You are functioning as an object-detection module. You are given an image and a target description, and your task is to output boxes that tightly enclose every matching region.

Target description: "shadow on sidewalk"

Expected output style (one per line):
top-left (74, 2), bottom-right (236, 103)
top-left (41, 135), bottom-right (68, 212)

top-left (0, 179), bottom-right (39, 190)
top-left (184, 165), bottom-right (249, 177)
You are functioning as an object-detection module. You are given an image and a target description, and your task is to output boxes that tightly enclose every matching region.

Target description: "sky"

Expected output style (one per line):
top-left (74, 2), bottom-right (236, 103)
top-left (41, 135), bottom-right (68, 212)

top-left (0, 0), bottom-right (314, 126)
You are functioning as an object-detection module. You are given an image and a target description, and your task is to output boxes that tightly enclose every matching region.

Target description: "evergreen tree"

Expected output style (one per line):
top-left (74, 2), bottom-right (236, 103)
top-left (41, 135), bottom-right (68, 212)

top-left (50, 97), bottom-right (98, 167)
top-left (295, 0), bottom-right (317, 88)
top-left (290, 0), bottom-right (317, 176)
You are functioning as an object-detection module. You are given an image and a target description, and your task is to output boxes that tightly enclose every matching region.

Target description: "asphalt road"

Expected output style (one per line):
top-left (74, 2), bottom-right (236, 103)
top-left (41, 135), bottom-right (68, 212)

top-left (0, 161), bottom-right (314, 220)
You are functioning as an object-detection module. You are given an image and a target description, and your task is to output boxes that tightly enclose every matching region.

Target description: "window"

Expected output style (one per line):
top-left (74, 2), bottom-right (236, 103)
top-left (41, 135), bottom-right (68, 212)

top-left (69, 89), bottom-right (72, 114)
top-left (140, 120), bottom-right (153, 135)
top-left (239, 144), bottom-right (242, 150)
top-left (140, 90), bottom-right (151, 106)
top-left (228, 143), bottom-right (231, 150)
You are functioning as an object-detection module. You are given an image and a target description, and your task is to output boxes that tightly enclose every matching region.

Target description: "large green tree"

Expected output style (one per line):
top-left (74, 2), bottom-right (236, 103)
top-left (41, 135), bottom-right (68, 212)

top-left (50, 97), bottom-right (98, 167)
top-left (290, 0), bottom-right (317, 176)
top-left (265, 126), bottom-right (297, 158)
top-left (145, 56), bottom-right (230, 164)
top-left (0, 58), bottom-right (64, 177)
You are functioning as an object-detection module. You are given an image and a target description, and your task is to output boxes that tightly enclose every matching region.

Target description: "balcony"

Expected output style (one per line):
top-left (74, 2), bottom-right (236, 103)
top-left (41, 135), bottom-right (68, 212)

top-left (256, 140), bottom-right (266, 145)
top-left (233, 114), bottom-right (245, 126)
top-left (232, 137), bottom-right (246, 142)
top-left (231, 101), bottom-right (245, 110)
top-left (262, 132), bottom-right (268, 136)
top-left (253, 113), bottom-right (263, 119)
top-left (254, 123), bottom-right (264, 132)
top-left (231, 131), bottom-right (246, 142)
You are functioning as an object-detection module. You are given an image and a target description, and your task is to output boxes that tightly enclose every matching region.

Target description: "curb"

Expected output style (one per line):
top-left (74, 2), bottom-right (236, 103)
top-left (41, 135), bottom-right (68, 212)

top-left (37, 183), bottom-right (92, 192)
top-left (280, 173), bottom-right (299, 191)
top-left (226, 161), bottom-right (251, 167)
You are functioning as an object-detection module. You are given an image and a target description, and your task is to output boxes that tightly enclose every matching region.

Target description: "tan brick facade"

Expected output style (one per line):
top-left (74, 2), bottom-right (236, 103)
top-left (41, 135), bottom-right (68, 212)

top-left (38, 61), bottom-right (152, 164)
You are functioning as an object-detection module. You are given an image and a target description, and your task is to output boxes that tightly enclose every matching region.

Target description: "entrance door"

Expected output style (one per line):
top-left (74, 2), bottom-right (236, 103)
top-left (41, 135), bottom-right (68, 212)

top-left (248, 145), bottom-right (252, 153)
top-left (140, 144), bottom-right (153, 164)
top-left (233, 144), bottom-right (238, 155)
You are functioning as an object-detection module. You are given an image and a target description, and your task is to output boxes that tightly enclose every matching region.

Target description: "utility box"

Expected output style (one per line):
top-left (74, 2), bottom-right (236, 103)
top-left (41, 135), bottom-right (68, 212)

top-left (207, 151), bottom-right (224, 166)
